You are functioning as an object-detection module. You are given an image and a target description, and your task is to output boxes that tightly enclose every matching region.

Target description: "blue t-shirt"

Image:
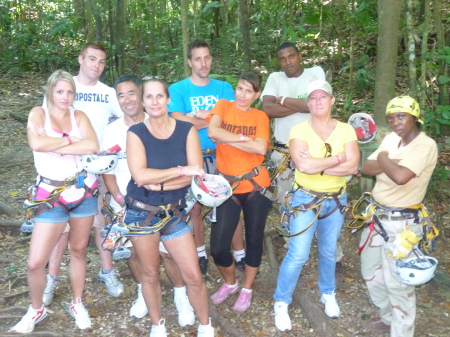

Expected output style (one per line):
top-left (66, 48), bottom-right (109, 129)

top-left (168, 78), bottom-right (234, 150)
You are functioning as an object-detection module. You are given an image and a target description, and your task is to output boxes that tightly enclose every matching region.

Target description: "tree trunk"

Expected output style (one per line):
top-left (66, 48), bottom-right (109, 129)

top-left (432, 0), bottom-right (449, 105)
top-left (238, 0), bottom-right (251, 71)
top-left (181, 0), bottom-right (190, 77)
top-left (373, 0), bottom-right (402, 125)
top-left (88, 0), bottom-right (103, 42)
top-left (115, 0), bottom-right (127, 76)
top-left (148, 0), bottom-right (157, 75)
top-left (406, 0), bottom-right (417, 97)
top-left (84, 0), bottom-right (95, 42)
top-left (419, 0), bottom-right (430, 107)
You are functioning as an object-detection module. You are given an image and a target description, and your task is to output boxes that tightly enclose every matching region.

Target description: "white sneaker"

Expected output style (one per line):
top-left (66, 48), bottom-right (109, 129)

top-left (320, 291), bottom-right (340, 318)
top-left (9, 305), bottom-right (47, 333)
top-left (130, 284), bottom-right (148, 319)
top-left (98, 268), bottom-right (124, 297)
top-left (43, 274), bottom-right (59, 306)
top-left (69, 298), bottom-right (91, 330)
top-left (274, 301), bottom-right (292, 332)
top-left (174, 294), bottom-right (195, 327)
top-left (150, 318), bottom-right (167, 337)
top-left (197, 317), bottom-right (215, 337)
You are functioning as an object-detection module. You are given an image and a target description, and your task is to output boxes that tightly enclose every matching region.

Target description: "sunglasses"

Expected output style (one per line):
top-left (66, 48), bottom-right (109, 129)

top-left (142, 76), bottom-right (161, 81)
top-left (320, 143), bottom-right (332, 176)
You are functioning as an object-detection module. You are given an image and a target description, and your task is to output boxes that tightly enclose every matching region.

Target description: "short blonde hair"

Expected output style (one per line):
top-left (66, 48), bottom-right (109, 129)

top-left (44, 70), bottom-right (76, 109)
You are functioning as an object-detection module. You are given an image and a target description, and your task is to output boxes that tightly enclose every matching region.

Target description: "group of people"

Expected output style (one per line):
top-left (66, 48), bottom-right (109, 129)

top-left (9, 39), bottom-right (437, 337)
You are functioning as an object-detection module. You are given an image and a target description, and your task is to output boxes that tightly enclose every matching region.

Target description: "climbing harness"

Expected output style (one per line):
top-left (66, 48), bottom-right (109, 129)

top-left (275, 184), bottom-right (346, 237)
top-left (23, 172), bottom-right (99, 219)
top-left (347, 193), bottom-right (439, 254)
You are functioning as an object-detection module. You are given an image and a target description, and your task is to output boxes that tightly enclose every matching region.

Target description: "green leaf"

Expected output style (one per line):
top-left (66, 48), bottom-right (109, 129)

top-left (438, 75), bottom-right (450, 85)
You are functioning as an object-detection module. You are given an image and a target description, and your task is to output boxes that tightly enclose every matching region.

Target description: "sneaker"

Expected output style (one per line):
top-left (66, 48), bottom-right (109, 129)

top-left (43, 274), bottom-right (59, 306)
top-left (98, 269), bottom-right (124, 297)
top-left (274, 301), bottom-right (292, 332)
top-left (234, 257), bottom-right (245, 271)
top-left (150, 318), bottom-right (167, 337)
top-left (197, 317), bottom-right (215, 337)
top-left (233, 290), bottom-right (252, 313)
top-left (320, 291), bottom-right (340, 318)
top-left (9, 305), bottom-right (47, 333)
top-left (174, 295), bottom-right (195, 326)
top-left (210, 282), bottom-right (239, 305)
top-left (363, 316), bottom-right (391, 332)
top-left (130, 284), bottom-right (148, 319)
top-left (199, 256), bottom-right (208, 276)
top-left (69, 298), bottom-right (91, 330)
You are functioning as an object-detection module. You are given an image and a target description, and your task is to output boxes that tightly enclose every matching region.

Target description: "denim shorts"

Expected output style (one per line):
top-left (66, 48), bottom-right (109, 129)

top-left (34, 196), bottom-right (98, 223)
top-left (124, 207), bottom-right (191, 241)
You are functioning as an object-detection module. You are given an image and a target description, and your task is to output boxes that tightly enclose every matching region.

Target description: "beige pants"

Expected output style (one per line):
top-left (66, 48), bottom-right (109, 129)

top-left (360, 215), bottom-right (421, 337)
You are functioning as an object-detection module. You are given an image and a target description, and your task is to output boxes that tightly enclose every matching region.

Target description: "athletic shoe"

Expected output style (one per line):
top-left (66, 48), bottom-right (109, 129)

top-left (197, 317), bottom-right (215, 337)
top-left (274, 301), bottom-right (292, 332)
top-left (129, 284), bottom-right (148, 319)
top-left (234, 257), bottom-right (245, 271)
top-left (98, 269), bottom-right (124, 297)
top-left (199, 256), bottom-right (208, 276)
top-left (174, 294), bottom-right (195, 326)
top-left (113, 246), bottom-right (132, 260)
top-left (232, 290), bottom-right (252, 313)
top-left (69, 298), bottom-right (91, 330)
top-left (42, 274), bottom-right (59, 306)
top-left (210, 282), bottom-right (239, 305)
top-left (150, 318), bottom-right (167, 337)
top-left (9, 305), bottom-right (47, 333)
top-left (20, 219), bottom-right (34, 233)
top-left (320, 291), bottom-right (340, 318)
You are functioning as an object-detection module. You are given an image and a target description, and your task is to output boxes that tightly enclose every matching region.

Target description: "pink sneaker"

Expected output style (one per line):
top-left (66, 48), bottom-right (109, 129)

top-left (233, 290), bottom-right (252, 313)
top-left (210, 282), bottom-right (238, 305)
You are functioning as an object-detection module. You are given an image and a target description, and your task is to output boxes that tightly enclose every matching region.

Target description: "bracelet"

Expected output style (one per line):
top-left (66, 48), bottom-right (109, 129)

top-left (64, 135), bottom-right (72, 145)
top-left (114, 193), bottom-right (124, 202)
top-left (280, 96), bottom-right (287, 105)
top-left (336, 155), bottom-right (341, 164)
top-left (160, 182), bottom-right (164, 192)
top-left (239, 133), bottom-right (246, 142)
top-left (178, 166), bottom-right (184, 177)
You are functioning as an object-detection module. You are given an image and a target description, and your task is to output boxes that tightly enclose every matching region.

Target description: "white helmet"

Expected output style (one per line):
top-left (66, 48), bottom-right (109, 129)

top-left (191, 174), bottom-right (232, 208)
top-left (348, 112), bottom-right (377, 143)
top-left (396, 250), bottom-right (438, 286)
top-left (184, 187), bottom-right (196, 213)
top-left (81, 153), bottom-right (118, 174)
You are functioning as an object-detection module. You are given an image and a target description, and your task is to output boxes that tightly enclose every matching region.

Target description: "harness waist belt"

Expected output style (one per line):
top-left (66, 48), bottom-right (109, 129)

top-left (219, 165), bottom-right (262, 183)
top-left (39, 175), bottom-right (77, 187)
top-left (294, 182), bottom-right (345, 198)
top-left (377, 214), bottom-right (416, 221)
top-left (127, 196), bottom-right (184, 214)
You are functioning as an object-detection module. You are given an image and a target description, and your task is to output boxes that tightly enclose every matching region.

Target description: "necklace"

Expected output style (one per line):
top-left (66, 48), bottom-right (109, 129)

top-left (149, 119), bottom-right (171, 138)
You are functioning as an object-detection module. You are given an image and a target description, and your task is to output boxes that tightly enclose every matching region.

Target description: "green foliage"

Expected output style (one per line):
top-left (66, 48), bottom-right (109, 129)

top-left (426, 163), bottom-right (450, 202)
top-left (423, 105), bottom-right (450, 136)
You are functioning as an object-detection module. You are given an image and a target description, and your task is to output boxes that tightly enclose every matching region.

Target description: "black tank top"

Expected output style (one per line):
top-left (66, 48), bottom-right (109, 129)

top-left (126, 119), bottom-right (192, 206)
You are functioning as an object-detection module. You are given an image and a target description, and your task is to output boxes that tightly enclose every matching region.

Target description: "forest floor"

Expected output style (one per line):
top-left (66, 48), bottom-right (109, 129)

top-left (0, 74), bottom-right (450, 336)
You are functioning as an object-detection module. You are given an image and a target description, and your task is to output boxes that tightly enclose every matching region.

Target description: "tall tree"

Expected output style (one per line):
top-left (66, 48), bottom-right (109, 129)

top-left (238, 0), bottom-right (251, 71)
top-left (373, 0), bottom-right (402, 125)
top-left (406, 0), bottom-right (417, 97)
top-left (115, 0), bottom-right (127, 76)
top-left (181, 0), bottom-right (190, 77)
top-left (419, 0), bottom-right (430, 107)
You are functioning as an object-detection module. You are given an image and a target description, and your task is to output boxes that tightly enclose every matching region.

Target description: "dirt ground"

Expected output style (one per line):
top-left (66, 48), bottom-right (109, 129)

top-left (1, 74), bottom-right (450, 336)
